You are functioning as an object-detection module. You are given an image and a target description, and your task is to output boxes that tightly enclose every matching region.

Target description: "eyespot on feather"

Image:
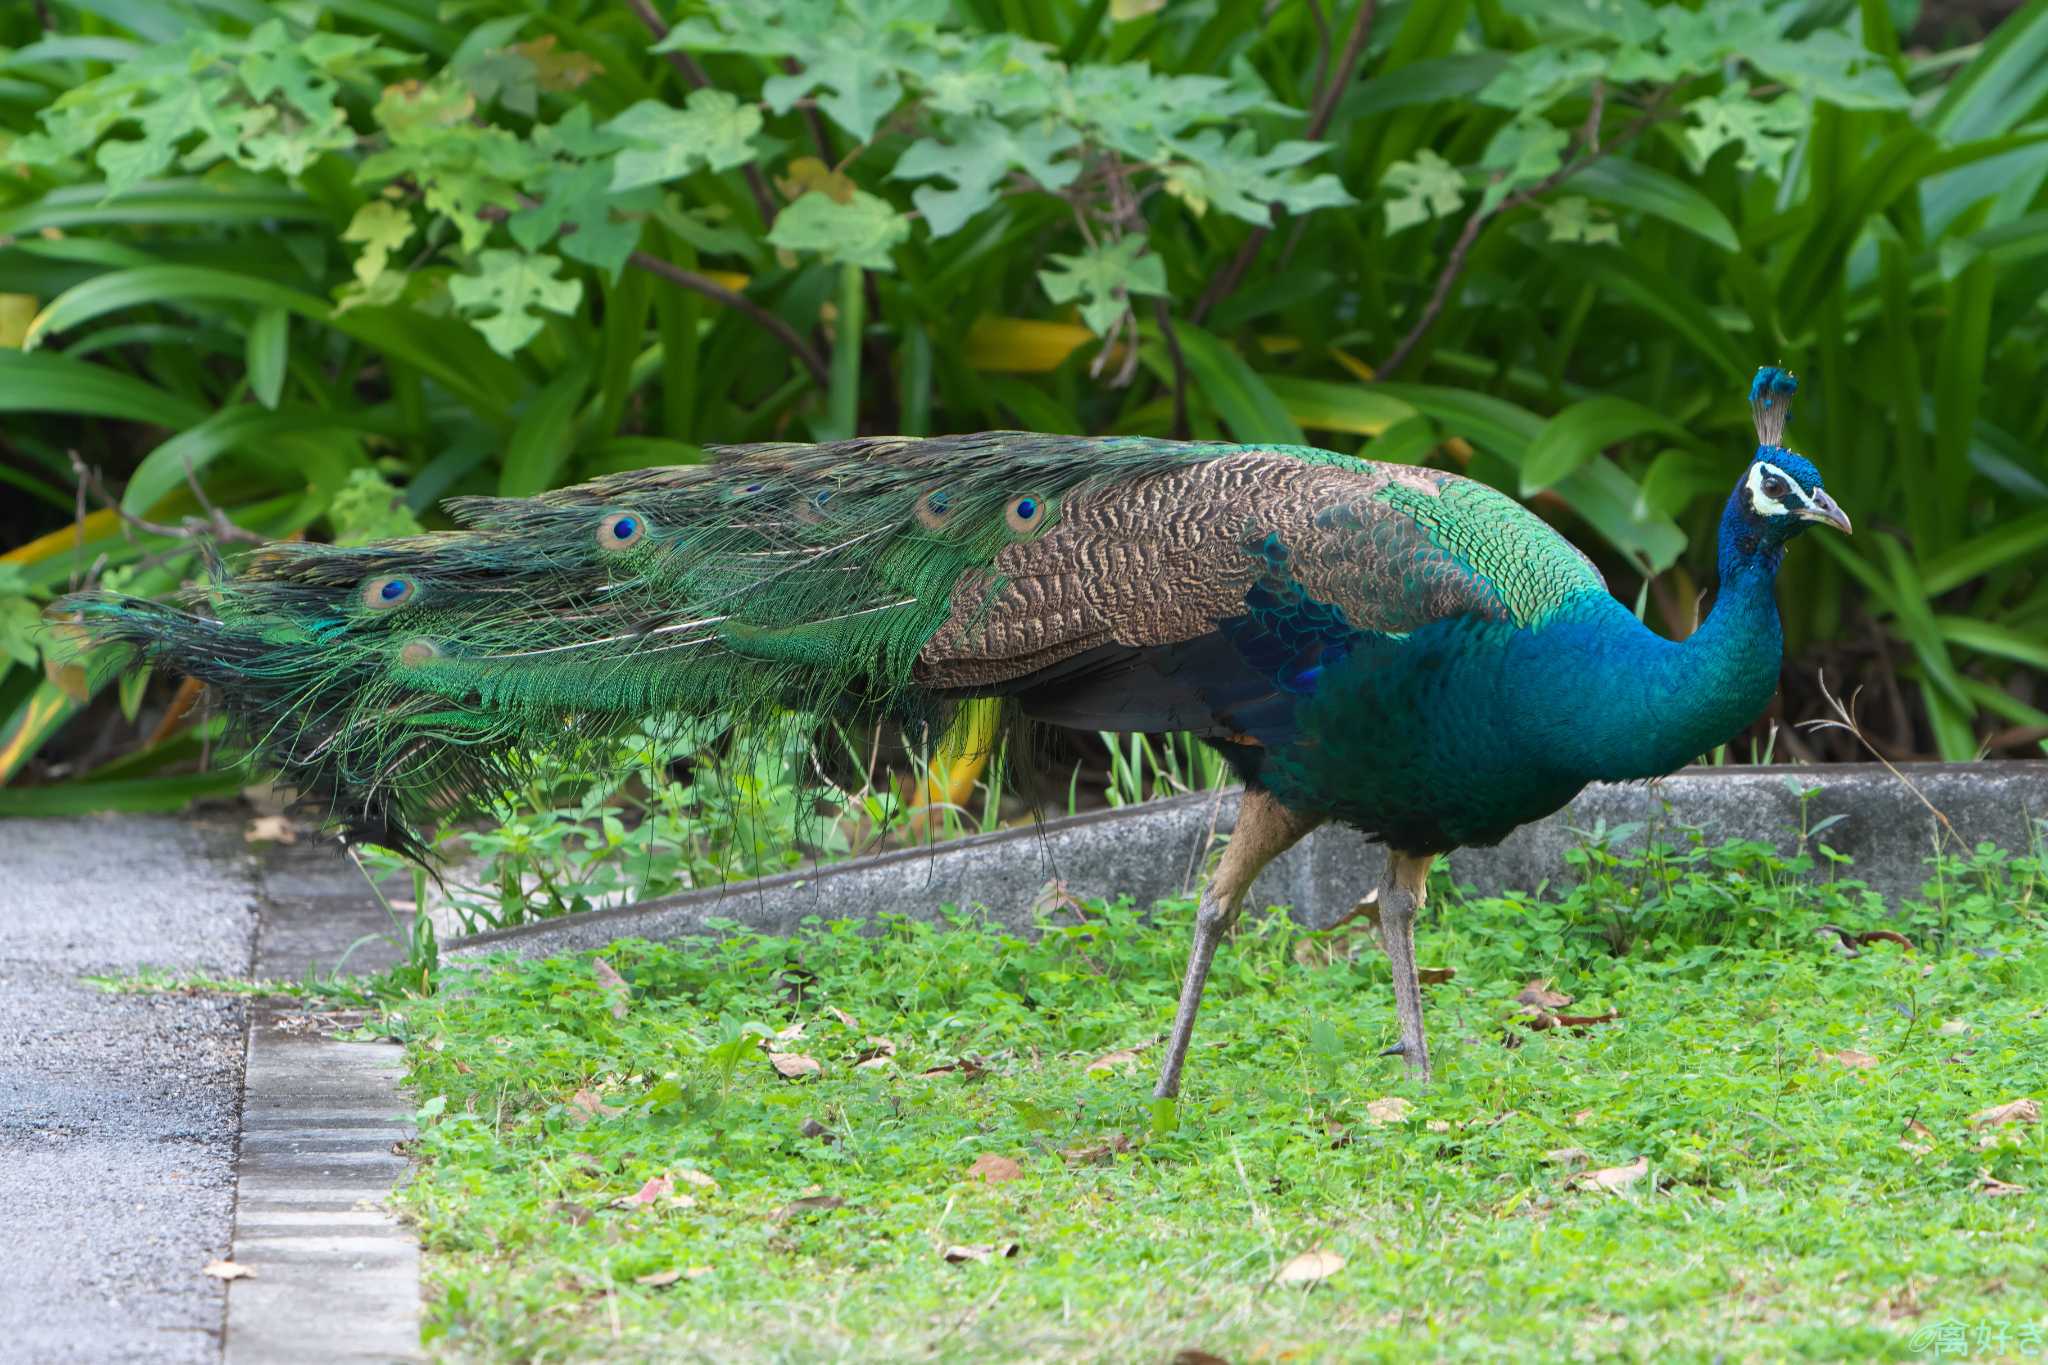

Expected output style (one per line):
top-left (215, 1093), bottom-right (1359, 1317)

top-left (398, 638), bottom-right (441, 667)
top-left (915, 489), bottom-right (953, 531)
top-left (795, 488), bottom-right (837, 526)
top-left (597, 512), bottom-right (646, 551)
top-left (360, 575), bottom-right (415, 610)
top-left (1005, 494), bottom-right (1048, 536)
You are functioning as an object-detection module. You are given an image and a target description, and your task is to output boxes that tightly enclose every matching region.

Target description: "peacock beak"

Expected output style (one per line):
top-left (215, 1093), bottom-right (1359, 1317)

top-left (1798, 490), bottom-right (1852, 535)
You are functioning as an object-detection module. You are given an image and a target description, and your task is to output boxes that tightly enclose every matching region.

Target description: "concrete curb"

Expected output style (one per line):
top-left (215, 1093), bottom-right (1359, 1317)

top-left (446, 762), bottom-right (2046, 964)
top-left (225, 838), bottom-right (422, 1362)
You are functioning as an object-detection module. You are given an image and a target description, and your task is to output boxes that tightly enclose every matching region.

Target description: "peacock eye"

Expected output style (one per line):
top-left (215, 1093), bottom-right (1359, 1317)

top-left (360, 575), bottom-right (416, 610)
top-left (398, 638), bottom-right (441, 666)
top-left (1005, 494), bottom-right (1047, 536)
top-left (1762, 476), bottom-right (1789, 498)
top-left (916, 488), bottom-right (953, 531)
top-left (597, 512), bottom-right (646, 551)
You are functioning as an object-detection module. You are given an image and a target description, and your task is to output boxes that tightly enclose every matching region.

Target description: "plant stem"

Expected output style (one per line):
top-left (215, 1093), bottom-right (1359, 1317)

top-left (825, 262), bottom-right (865, 441)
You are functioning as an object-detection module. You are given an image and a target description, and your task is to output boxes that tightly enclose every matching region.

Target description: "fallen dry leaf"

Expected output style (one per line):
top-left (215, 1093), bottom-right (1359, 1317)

top-left (1976, 1169), bottom-right (2028, 1198)
top-left (967, 1153), bottom-right (1024, 1184)
top-left (671, 1167), bottom-right (719, 1190)
top-left (1417, 966), bottom-right (1457, 985)
top-left (549, 1200), bottom-right (593, 1226)
top-left (768, 1052), bottom-right (821, 1079)
top-left (1572, 1108), bottom-right (1595, 1127)
top-left (1275, 1249), bottom-right (1344, 1284)
top-left (1900, 1119), bottom-right (1936, 1157)
top-left (825, 1005), bottom-right (859, 1030)
top-left (1365, 1097), bottom-right (1414, 1125)
top-left (1938, 1018), bottom-right (1970, 1036)
top-left (1059, 1133), bottom-right (1133, 1165)
top-left (567, 1089), bottom-right (622, 1123)
top-left (1569, 1155), bottom-right (1649, 1193)
top-left (767, 1194), bottom-right (845, 1222)
top-left (1969, 1099), bottom-right (2040, 1129)
top-left (203, 1259), bottom-right (254, 1280)
top-left (591, 957), bottom-right (631, 1022)
top-left (1516, 978), bottom-right (1573, 1009)
top-left (1543, 1147), bottom-right (1590, 1169)
top-left (942, 1241), bottom-right (1019, 1263)
top-left (1086, 1046), bottom-right (1148, 1073)
top-left (243, 815), bottom-right (296, 845)
top-left (855, 1056), bottom-right (895, 1072)
top-left (774, 1021), bottom-right (806, 1042)
top-left (614, 1175), bottom-right (672, 1209)
top-left (919, 1056), bottom-right (988, 1079)
top-left (684, 1266), bottom-right (712, 1280)
top-left (1514, 1004), bottom-right (1620, 1032)
top-left (635, 1268), bottom-right (683, 1287)
top-left (1170, 1352), bottom-right (1231, 1365)
top-left (1425, 1119), bottom-right (1452, 1134)
top-left (1814, 924), bottom-right (1917, 958)
top-left (1825, 1049), bottom-right (1879, 1069)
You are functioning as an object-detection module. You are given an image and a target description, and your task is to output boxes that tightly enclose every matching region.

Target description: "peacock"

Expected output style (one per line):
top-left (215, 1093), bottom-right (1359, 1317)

top-left (62, 365), bottom-right (1847, 1104)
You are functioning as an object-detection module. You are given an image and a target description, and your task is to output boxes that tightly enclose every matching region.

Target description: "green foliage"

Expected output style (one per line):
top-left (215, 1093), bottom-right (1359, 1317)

top-left (1, 0), bottom-right (2045, 797)
top-left (391, 833), bottom-right (2048, 1357)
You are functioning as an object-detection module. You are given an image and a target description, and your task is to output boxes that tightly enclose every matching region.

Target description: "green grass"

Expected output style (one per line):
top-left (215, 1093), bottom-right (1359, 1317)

top-left (397, 838), bottom-right (2047, 1362)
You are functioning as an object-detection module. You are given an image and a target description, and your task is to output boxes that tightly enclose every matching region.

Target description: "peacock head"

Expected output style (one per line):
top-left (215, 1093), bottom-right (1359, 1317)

top-left (1728, 367), bottom-right (1851, 552)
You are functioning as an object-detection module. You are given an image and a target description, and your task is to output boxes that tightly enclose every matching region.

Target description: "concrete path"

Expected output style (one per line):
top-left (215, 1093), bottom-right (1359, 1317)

top-left (0, 816), bottom-right (257, 1363)
top-left (0, 815), bottom-right (419, 1363)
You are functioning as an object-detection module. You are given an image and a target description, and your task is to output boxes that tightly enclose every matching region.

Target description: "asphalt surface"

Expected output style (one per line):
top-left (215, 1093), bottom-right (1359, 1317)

top-left (0, 815), bottom-right (259, 1363)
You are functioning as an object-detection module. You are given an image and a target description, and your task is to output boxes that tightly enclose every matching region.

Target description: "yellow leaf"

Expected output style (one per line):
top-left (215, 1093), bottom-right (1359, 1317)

top-left (0, 294), bottom-right (36, 349)
top-left (776, 155), bottom-right (857, 206)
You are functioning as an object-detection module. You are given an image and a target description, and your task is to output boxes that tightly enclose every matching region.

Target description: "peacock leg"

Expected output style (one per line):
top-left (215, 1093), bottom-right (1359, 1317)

top-left (1376, 849), bottom-right (1438, 1083)
top-left (1153, 788), bottom-right (1323, 1119)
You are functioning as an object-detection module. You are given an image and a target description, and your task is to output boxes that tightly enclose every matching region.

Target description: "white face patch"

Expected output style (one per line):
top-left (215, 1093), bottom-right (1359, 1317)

top-left (1746, 461), bottom-right (1809, 518)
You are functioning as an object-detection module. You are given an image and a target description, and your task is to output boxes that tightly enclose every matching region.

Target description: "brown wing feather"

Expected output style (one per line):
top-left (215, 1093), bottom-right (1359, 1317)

top-left (913, 452), bottom-right (1509, 690)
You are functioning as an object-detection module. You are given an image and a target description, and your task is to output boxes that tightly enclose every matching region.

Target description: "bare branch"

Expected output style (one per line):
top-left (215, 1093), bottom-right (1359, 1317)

top-left (628, 250), bottom-right (831, 388)
top-left (1377, 80), bottom-right (1679, 381)
top-left (1153, 298), bottom-right (1190, 438)
top-left (1192, 0), bottom-right (1378, 324)
top-left (70, 452), bottom-right (264, 548)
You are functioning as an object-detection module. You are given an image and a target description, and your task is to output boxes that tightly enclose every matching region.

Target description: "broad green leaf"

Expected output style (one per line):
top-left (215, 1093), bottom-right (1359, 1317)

top-left (25, 265), bottom-right (333, 349)
top-left (892, 121), bottom-right (1082, 237)
top-left (1381, 150), bottom-right (1465, 233)
top-left (1037, 235), bottom-right (1167, 336)
top-left (121, 408), bottom-right (369, 515)
top-left (1477, 47), bottom-right (1604, 112)
top-left (500, 359), bottom-right (596, 497)
top-left (1160, 130), bottom-right (1351, 223)
top-left (328, 468), bottom-right (426, 545)
top-left (1682, 84), bottom-right (1803, 178)
top-left (1929, 0), bottom-right (2048, 141)
top-left (342, 200), bottom-right (415, 287)
top-left (1264, 376), bottom-right (1417, 438)
top-left (1538, 197), bottom-right (1618, 246)
top-left (1158, 323), bottom-right (1305, 446)
top-left (605, 91), bottom-right (765, 192)
top-left (245, 305), bottom-right (288, 409)
top-left (1573, 159), bottom-right (1739, 252)
top-left (449, 250), bottom-right (583, 355)
top-left (1936, 616), bottom-right (2048, 673)
top-left (1479, 117), bottom-right (1568, 214)
top-left (1522, 396), bottom-right (1692, 495)
top-left (767, 191), bottom-right (909, 272)
top-left (0, 350), bottom-right (206, 428)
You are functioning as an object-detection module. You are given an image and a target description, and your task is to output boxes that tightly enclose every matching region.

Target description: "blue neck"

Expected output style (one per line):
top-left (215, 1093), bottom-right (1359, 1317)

top-left (1547, 490), bottom-right (1785, 780)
